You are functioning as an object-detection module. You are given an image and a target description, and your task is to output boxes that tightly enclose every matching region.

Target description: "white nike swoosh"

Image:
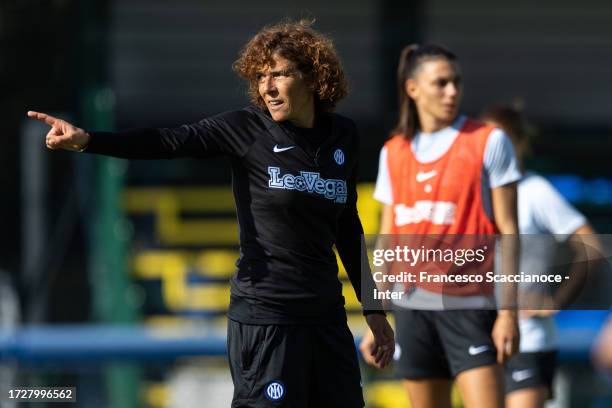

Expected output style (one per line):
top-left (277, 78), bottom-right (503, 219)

top-left (416, 170), bottom-right (437, 183)
top-left (468, 345), bottom-right (489, 355)
top-left (393, 343), bottom-right (402, 361)
top-left (512, 369), bottom-right (535, 382)
top-left (273, 145), bottom-right (296, 153)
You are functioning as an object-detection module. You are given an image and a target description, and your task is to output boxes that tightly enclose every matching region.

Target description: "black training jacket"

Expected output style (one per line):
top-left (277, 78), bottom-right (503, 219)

top-left (86, 105), bottom-right (378, 324)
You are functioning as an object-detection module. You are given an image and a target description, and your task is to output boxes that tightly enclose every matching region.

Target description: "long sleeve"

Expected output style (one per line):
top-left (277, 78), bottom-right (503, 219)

top-left (86, 128), bottom-right (172, 159)
top-left (336, 164), bottom-right (385, 315)
top-left (85, 109), bottom-right (257, 159)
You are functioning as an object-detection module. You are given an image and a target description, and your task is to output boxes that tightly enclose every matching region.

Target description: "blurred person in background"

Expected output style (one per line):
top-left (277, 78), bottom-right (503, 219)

top-left (27, 20), bottom-right (394, 408)
top-left (360, 44), bottom-right (520, 408)
top-left (0, 271), bottom-right (19, 408)
top-left (593, 313), bottom-right (612, 372)
top-left (481, 105), bottom-right (603, 408)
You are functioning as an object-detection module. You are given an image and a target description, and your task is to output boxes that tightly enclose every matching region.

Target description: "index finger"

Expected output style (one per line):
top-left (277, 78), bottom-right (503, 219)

top-left (27, 111), bottom-right (58, 127)
top-left (497, 348), bottom-right (504, 364)
top-left (498, 339), bottom-right (514, 364)
top-left (496, 339), bottom-right (505, 364)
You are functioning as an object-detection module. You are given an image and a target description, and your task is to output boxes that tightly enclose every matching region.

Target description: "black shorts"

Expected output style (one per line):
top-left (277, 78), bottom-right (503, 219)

top-left (227, 319), bottom-right (364, 408)
top-left (394, 309), bottom-right (498, 379)
top-left (504, 351), bottom-right (557, 396)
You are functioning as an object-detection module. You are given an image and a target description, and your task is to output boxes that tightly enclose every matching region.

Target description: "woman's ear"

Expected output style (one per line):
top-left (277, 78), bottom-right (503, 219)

top-left (303, 74), bottom-right (317, 93)
top-left (405, 78), bottom-right (418, 100)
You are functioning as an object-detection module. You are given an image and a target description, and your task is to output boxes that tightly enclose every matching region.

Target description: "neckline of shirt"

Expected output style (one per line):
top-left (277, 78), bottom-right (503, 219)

top-left (410, 115), bottom-right (466, 164)
top-left (280, 114), bottom-right (331, 152)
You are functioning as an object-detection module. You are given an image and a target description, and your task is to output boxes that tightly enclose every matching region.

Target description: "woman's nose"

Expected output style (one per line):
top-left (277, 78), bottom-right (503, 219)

top-left (262, 76), bottom-right (276, 93)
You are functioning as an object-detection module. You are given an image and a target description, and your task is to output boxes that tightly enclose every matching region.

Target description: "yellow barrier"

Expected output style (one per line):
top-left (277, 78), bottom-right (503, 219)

top-left (126, 184), bottom-right (381, 314)
top-left (132, 249), bottom-right (362, 313)
top-left (124, 184), bottom-right (380, 246)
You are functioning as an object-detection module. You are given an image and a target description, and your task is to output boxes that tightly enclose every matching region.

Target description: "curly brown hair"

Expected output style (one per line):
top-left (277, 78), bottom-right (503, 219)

top-left (233, 20), bottom-right (348, 113)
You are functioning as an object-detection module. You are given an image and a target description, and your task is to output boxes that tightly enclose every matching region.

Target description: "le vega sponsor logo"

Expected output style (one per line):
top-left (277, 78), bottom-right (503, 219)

top-left (268, 166), bottom-right (347, 203)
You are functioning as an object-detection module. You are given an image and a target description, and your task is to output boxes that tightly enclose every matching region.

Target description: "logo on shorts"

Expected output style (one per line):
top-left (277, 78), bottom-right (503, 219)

top-left (393, 343), bottom-right (402, 361)
top-left (468, 345), bottom-right (489, 355)
top-left (264, 381), bottom-right (285, 401)
top-left (334, 148), bottom-right (345, 165)
top-left (512, 369), bottom-right (535, 382)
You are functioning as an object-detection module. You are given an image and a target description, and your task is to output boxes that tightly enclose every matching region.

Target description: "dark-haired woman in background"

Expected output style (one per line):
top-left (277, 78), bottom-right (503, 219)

top-left (481, 105), bottom-right (600, 408)
top-left (360, 45), bottom-right (520, 407)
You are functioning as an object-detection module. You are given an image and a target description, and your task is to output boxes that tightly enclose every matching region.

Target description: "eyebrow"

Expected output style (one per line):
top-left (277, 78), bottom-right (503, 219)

top-left (433, 74), bottom-right (461, 82)
top-left (257, 68), bottom-right (294, 75)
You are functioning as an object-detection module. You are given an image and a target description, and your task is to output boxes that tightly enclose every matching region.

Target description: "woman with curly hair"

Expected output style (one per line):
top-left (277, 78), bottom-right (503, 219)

top-left (28, 20), bottom-right (393, 408)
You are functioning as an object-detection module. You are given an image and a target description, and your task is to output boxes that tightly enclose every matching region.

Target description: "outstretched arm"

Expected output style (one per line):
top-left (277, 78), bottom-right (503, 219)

top-left (27, 109), bottom-right (254, 159)
top-left (27, 110), bottom-right (179, 159)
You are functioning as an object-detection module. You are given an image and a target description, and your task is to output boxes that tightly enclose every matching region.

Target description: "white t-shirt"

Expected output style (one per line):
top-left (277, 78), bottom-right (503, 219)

top-left (517, 172), bottom-right (586, 352)
top-left (518, 172), bottom-right (586, 236)
top-left (373, 116), bottom-right (521, 310)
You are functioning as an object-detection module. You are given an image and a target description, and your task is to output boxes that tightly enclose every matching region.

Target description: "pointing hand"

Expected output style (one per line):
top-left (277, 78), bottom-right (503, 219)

top-left (27, 111), bottom-right (90, 152)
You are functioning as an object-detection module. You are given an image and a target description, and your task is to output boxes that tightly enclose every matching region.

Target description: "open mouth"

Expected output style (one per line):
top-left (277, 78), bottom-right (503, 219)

top-left (268, 100), bottom-right (284, 110)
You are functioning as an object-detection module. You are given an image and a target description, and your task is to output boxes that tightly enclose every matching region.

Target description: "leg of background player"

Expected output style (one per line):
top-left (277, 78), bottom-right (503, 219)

top-left (455, 365), bottom-right (503, 408)
top-left (506, 387), bottom-right (548, 408)
top-left (403, 379), bottom-right (452, 408)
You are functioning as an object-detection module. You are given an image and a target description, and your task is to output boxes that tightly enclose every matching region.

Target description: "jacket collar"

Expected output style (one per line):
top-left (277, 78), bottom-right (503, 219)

top-left (246, 105), bottom-right (340, 152)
